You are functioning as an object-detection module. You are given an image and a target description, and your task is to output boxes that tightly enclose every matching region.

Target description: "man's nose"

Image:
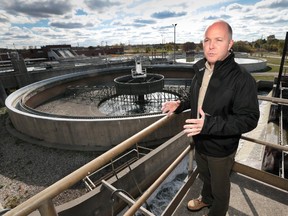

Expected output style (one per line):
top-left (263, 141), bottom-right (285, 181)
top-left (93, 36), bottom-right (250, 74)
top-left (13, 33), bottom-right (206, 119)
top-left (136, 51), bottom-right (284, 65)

top-left (209, 41), bottom-right (215, 49)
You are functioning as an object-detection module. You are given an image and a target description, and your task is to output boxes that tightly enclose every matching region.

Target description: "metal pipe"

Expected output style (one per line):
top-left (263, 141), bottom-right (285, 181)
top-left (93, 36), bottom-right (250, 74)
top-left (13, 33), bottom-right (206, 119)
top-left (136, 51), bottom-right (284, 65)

top-left (232, 162), bottom-right (288, 191)
top-left (124, 145), bottom-right (191, 216)
top-left (258, 95), bottom-right (288, 105)
top-left (241, 135), bottom-right (288, 152)
top-left (274, 32), bottom-right (288, 98)
top-left (172, 24), bottom-right (177, 64)
top-left (4, 114), bottom-right (175, 216)
top-left (279, 82), bottom-right (285, 178)
top-left (101, 180), bottom-right (154, 216)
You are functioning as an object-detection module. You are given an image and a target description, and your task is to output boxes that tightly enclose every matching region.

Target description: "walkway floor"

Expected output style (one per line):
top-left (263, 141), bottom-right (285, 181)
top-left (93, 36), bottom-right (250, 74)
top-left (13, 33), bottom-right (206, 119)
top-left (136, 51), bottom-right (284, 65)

top-left (173, 172), bottom-right (288, 216)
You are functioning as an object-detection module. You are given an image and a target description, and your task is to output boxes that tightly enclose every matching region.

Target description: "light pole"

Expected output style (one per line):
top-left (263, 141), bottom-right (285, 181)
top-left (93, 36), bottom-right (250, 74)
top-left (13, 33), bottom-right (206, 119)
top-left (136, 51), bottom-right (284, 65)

top-left (172, 24), bottom-right (177, 64)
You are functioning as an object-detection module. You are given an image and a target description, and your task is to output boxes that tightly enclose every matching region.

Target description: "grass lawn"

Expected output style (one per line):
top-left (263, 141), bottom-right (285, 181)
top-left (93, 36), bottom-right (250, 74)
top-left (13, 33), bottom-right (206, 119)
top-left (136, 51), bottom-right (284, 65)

top-left (250, 52), bottom-right (286, 81)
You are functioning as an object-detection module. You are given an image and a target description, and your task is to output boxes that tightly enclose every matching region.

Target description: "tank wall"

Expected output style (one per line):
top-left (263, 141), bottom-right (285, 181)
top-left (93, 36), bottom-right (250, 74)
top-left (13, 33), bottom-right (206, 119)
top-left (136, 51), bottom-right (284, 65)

top-left (6, 65), bottom-right (192, 151)
top-left (8, 108), bottom-right (189, 151)
top-left (240, 61), bottom-right (267, 72)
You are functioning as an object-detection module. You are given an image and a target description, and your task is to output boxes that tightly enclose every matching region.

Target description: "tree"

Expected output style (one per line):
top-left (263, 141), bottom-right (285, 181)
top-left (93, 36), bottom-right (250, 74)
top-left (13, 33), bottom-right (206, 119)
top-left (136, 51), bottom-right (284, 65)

top-left (145, 46), bottom-right (151, 53)
top-left (278, 40), bottom-right (285, 55)
top-left (233, 41), bottom-right (252, 53)
top-left (164, 43), bottom-right (173, 52)
top-left (182, 42), bottom-right (196, 52)
top-left (267, 35), bottom-right (276, 41)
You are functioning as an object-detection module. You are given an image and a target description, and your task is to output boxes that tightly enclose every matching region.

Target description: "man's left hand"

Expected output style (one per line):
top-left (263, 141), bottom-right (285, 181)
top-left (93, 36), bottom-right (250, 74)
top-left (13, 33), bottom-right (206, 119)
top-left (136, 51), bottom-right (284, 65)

top-left (183, 108), bottom-right (205, 137)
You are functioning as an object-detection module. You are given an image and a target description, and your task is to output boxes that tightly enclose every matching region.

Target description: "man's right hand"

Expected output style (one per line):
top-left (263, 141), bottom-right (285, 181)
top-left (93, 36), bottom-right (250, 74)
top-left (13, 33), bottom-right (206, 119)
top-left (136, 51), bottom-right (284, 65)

top-left (161, 100), bottom-right (180, 116)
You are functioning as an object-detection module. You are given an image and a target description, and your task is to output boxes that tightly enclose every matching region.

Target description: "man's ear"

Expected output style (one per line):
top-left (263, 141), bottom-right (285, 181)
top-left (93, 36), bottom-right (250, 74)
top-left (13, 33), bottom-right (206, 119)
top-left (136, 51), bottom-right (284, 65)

top-left (228, 39), bottom-right (234, 51)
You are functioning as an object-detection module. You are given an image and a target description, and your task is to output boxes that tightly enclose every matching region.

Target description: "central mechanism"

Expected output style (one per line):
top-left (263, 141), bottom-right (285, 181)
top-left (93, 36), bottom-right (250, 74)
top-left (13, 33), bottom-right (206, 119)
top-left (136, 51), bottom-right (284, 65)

top-left (114, 57), bottom-right (164, 104)
top-left (98, 57), bottom-right (179, 116)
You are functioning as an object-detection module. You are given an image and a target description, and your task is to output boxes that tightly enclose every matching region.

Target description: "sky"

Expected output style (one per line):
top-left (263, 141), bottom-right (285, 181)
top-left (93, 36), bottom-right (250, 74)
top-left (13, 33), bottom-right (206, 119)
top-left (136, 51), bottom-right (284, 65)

top-left (0, 0), bottom-right (288, 49)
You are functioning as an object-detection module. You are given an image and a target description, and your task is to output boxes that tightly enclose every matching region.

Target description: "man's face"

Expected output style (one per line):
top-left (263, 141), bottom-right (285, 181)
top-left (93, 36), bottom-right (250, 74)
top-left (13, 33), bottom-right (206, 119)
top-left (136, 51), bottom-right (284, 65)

top-left (203, 22), bottom-right (233, 67)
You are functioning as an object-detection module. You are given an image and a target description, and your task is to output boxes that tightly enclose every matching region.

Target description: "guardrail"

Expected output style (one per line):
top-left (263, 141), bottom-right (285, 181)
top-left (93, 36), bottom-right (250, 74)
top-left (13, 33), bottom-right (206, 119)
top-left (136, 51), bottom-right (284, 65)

top-left (3, 95), bottom-right (288, 216)
top-left (3, 114), bottom-right (175, 216)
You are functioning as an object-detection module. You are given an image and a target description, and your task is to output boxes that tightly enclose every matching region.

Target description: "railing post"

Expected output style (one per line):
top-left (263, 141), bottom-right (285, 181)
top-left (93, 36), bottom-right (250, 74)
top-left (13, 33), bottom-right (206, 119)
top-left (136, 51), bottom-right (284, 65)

top-left (38, 199), bottom-right (58, 216)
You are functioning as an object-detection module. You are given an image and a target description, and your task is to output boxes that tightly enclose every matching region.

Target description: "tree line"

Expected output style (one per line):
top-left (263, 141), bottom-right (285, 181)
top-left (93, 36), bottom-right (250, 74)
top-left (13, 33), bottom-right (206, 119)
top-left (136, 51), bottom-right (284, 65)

top-left (181, 35), bottom-right (285, 55)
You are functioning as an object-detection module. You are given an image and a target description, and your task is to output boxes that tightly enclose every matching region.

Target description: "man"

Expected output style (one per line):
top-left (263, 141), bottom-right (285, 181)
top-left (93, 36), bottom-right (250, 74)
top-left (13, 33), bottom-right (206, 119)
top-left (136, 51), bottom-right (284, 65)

top-left (161, 20), bottom-right (259, 216)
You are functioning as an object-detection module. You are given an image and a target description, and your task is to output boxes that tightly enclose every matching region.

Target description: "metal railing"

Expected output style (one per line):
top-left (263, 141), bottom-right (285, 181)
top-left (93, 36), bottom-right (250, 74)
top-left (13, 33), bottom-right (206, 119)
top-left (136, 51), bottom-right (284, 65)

top-left (83, 145), bottom-right (152, 191)
top-left (3, 95), bottom-right (288, 216)
top-left (3, 114), bottom-right (175, 216)
top-left (259, 91), bottom-right (288, 178)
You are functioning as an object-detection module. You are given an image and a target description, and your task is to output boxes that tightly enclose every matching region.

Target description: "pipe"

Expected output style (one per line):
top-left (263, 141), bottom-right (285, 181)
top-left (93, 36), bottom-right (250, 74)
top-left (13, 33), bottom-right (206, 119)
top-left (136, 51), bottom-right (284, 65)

top-left (258, 95), bottom-right (288, 105)
top-left (241, 135), bottom-right (288, 152)
top-left (232, 162), bottom-right (288, 191)
top-left (101, 180), bottom-right (154, 216)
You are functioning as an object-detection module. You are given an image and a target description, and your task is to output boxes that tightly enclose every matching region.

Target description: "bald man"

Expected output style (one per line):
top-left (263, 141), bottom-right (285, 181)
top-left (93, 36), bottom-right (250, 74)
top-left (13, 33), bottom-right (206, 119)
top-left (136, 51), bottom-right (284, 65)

top-left (162, 20), bottom-right (259, 216)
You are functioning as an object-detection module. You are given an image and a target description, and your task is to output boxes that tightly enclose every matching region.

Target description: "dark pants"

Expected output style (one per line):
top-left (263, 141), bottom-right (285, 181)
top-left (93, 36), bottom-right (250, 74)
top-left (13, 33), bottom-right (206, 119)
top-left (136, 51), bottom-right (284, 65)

top-left (195, 150), bottom-right (236, 216)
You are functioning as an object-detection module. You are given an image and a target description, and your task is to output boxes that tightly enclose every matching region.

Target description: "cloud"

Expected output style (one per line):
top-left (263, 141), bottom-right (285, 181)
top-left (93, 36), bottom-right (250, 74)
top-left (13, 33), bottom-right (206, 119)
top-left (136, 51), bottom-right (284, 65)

top-left (0, 14), bottom-right (9, 23)
top-left (84, 0), bottom-right (120, 11)
top-left (14, 34), bottom-right (31, 39)
top-left (256, 0), bottom-right (288, 9)
top-left (226, 3), bottom-right (252, 13)
top-left (4, 32), bottom-right (14, 36)
top-left (134, 19), bottom-right (156, 25)
top-left (204, 14), bottom-right (232, 21)
top-left (50, 22), bottom-right (94, 29)
top-left (151, 10), bottom-right (187, 19)
top-left (2, 0), bottom-right (73, 18)
top-left (1, 0), bottom-right (288, 48)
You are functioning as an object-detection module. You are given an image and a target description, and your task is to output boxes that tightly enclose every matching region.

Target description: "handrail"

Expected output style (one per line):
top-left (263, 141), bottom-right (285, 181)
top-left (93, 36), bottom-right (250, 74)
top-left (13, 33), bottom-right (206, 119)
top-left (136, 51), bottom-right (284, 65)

top-left (4, 114), bottom-right (175, 216)
top-left (258, 95), bottom-right (288, 105)
top-left (279, 81), bottom-right (285, 177)
top-left (241, 135), bottom-right (288, 152)
top-left (101, 180), bottom-right (154, 216)
top-left (4, 94), bottom-right (288, 216)
top-left (232, 162), bottom-right (288, 191)
top-left (83, 148), bottom-right (142, 191)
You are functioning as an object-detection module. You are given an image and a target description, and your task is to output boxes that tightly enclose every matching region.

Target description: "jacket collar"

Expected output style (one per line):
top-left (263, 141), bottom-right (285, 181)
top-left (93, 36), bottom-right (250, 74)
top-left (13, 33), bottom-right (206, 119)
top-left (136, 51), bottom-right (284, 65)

top-left (214, 52), bottom-right (235, 72)
top-left (194, 51), bottom-right (235, 77)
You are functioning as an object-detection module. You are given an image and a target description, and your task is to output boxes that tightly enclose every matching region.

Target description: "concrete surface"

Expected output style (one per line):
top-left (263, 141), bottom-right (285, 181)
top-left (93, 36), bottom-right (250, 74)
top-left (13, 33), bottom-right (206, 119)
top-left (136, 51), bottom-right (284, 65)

top-left (173, 172), bottom-right (288, 216)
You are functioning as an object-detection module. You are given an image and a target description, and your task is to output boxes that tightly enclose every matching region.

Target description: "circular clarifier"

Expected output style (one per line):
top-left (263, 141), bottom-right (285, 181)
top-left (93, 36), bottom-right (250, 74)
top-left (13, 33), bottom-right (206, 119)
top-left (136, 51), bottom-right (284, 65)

top-left (98, 91), bottom-right (180, 116)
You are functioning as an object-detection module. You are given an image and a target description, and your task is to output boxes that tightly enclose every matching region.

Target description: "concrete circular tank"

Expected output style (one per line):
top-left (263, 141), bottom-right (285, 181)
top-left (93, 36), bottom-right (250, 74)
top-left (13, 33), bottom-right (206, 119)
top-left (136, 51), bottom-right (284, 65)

top-left (5, 65), bottom-right (192, 151)
top-left (177, 57), bottom-right (267, 72)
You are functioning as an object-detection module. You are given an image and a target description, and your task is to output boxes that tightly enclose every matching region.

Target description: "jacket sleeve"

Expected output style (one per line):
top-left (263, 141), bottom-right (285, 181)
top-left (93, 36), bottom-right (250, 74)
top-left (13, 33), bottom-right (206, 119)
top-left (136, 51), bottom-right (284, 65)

top-left (174, 74), bottom-right (196, 114)
top-left (201, 74), bottom-right (260, 136)
top-left (174, 98), bottom-right (191, 114)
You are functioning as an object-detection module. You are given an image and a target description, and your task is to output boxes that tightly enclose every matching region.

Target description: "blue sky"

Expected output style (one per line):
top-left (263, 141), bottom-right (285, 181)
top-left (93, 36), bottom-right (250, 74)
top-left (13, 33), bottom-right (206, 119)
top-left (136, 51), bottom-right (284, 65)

top-left (0, 0), bottom-right (287, 49)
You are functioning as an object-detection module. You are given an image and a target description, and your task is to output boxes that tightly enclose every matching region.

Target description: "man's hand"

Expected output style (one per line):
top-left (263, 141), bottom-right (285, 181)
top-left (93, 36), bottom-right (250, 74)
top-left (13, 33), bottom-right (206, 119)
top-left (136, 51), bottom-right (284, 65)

top-left (161, 100), bottom-right (180, 116)
top-left (183, 107), bottom-right (205, 137)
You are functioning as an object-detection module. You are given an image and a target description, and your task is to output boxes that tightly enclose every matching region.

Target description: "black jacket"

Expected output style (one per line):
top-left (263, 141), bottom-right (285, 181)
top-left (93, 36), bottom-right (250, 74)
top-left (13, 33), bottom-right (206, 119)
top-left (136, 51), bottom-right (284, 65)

top-left (175, 53), bottom-right (260, 157)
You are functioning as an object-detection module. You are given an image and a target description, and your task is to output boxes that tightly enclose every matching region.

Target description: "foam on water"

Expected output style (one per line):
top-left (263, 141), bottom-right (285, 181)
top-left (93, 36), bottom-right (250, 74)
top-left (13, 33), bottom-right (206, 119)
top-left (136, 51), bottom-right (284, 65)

top-left (137, 155), bottom-right (190, 215)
